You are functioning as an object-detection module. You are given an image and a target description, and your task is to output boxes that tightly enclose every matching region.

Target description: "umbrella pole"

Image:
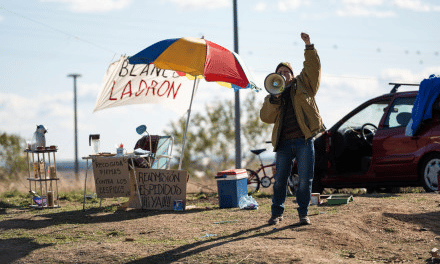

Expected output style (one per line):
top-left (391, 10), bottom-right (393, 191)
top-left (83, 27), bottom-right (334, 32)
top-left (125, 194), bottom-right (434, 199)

top-left (178, 77), bottom-right (199, 170)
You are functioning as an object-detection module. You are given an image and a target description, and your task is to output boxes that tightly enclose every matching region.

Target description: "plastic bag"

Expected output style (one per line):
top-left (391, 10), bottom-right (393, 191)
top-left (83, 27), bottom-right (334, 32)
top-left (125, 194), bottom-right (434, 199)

top-left (239, 195), bottom-right (258, 210)
top-left (33, 196), bottom-right (47, 207)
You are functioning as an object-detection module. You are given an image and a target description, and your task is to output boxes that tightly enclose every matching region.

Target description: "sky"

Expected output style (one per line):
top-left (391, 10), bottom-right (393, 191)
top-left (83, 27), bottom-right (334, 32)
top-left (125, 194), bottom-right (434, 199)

top-left (1, 0), bottom-right (440, 162)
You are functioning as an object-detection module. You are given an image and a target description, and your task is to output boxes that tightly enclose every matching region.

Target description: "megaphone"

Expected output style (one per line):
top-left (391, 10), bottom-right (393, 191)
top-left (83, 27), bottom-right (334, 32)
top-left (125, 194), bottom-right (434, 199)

top-left (264, 73), bottom-right (286, 95)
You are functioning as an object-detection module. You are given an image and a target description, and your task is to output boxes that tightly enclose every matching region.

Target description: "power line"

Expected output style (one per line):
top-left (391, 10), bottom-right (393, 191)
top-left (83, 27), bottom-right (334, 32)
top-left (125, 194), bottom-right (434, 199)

top-left (2, 4), bottom-right (438, 63)
top-left (0, 4), bottom-right (117, 55)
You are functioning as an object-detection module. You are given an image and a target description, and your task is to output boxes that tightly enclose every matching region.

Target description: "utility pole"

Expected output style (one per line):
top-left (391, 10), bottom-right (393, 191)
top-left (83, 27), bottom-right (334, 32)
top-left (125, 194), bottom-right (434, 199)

top-left (233, 0), bottom-right (241, 169)
top-left (67, 73), bottom-right (81, 180)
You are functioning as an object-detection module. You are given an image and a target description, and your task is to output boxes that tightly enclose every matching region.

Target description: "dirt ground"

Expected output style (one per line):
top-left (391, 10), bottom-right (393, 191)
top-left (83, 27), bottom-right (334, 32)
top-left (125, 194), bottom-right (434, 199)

top-left (1, 176), bottom-right (440, 264)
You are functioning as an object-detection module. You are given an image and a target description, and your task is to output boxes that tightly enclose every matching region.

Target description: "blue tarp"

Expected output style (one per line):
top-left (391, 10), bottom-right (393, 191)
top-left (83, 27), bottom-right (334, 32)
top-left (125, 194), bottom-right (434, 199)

top-left (406, 75), bottom-right (440, 136)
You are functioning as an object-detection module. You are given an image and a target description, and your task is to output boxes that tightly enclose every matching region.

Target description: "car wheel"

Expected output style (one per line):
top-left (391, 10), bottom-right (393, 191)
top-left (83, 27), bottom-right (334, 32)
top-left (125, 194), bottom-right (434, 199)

top-left (419, 154), bottom-right (440, 192)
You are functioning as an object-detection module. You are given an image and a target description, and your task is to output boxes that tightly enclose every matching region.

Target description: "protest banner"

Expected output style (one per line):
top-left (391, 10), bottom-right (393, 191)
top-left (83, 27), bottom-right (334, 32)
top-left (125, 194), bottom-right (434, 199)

top-left (94, 56), bottom-right (194, 115)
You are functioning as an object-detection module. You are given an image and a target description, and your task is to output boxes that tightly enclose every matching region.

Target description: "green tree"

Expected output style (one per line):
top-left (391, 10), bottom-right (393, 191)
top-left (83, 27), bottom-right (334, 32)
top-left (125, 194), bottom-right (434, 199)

top-left (0, 132), bottom-right (27, 180)
top-left (164, 91), bottom-right (271, 177)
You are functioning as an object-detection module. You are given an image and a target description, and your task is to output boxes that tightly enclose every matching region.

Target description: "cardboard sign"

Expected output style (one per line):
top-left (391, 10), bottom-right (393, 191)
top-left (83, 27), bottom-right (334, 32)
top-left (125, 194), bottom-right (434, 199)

top-left (92, 157), bottom-right (131, 198)
top-left (135, 168), bottom-right (187, 210)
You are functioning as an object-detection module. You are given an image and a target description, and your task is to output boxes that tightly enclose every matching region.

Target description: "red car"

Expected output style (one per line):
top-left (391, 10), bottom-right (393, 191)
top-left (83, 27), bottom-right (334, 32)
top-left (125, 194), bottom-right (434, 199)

top-left (292, 83), bottom-right (440, 194)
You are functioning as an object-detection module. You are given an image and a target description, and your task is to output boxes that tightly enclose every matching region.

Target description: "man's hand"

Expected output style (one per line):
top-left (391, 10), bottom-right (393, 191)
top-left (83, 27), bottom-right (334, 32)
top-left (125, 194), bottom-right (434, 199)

top-left (301, 32), bottom-right (311, 45)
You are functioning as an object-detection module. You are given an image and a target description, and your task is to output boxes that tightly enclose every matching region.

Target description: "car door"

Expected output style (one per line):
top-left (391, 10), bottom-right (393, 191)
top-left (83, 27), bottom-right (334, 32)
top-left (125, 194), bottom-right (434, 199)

top-left (372, 95), bottom-right (419, 180)
top-left (322, 99), bottom-right (391, 186)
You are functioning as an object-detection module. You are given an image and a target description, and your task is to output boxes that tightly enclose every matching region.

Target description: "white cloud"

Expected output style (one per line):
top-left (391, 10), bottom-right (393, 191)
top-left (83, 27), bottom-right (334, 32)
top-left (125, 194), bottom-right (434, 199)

top-left (380, 68), bottom-right (421, 83)
top-left (0, 92), bottom-right (73, 134)
top-left (337, 0), bottom-right (440, 17)
top-left (0, 89), bottom-right (115, 160)
top-left (40, 0), bottom-right (131, 13)
top-left (380, 66), bottom-right (440, 83)
top-left (319, 74), bottom-right (381, 109)
top-left (255, 2), bottom-right (267, 12)
top-left (79, 82), bottom-right (101, 97)
top-left (342, 0), bottom-right (385, 6)
top-left (336, 7), bottom-right (395, 17)
top-left (393, 0), bottom-right (440, 12)
top-left (337, 0), bottom-right (396, 17)
top-left (164, 0), bottom-right (230, 10)
top-left (277, 0), bottom-right (310, 11)
top-left (0, 82), bottom-right (103, 136)
top-left (0, 15), bottom-right (4, 22)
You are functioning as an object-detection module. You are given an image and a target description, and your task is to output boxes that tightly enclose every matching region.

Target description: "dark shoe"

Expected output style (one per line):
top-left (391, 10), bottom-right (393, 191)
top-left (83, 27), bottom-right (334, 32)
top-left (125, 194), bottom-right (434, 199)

top-left (299, 215), bottom-right (311, 225)
top-left (268, 215), bottom-right (283, 225)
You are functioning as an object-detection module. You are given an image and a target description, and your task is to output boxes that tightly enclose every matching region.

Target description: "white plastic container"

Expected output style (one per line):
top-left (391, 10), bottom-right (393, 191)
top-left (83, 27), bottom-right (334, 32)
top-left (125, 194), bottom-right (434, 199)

top-left (116, 143), bottom-right (124, 157)
top-left (311, 193), bottom-right (320, 205)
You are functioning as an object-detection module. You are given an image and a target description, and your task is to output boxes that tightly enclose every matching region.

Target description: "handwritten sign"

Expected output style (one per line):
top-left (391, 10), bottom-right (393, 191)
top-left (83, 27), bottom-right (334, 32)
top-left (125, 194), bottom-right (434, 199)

top-left (135, 168), bottom-right (187, 210)
top-left (92, 157), bottom-right (130, 198)
top-left (94, 56), bottom-right (194, 115)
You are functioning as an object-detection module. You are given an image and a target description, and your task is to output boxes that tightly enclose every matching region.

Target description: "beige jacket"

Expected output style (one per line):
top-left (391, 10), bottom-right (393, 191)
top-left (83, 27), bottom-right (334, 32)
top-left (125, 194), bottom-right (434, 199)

top-left (260, 46), bottom-right (325, 151)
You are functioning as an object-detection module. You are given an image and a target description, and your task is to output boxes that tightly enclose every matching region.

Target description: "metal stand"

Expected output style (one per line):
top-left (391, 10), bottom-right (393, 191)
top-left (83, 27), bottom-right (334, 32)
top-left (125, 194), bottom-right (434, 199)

top-left (25, 148), bottom-right (60, 209)
top-left (82, 157), bottom-right (95, 211)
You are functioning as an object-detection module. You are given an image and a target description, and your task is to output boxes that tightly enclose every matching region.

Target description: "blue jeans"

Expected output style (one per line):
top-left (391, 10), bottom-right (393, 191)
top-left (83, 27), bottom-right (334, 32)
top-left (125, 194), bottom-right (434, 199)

top-left (271, 138), bottom-right (315, 217)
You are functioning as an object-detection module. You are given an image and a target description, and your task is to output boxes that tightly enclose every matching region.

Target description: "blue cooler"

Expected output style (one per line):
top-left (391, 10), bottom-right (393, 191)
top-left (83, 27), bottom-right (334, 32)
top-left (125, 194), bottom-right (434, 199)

top-left (215, 169), bottom-right (248, 208)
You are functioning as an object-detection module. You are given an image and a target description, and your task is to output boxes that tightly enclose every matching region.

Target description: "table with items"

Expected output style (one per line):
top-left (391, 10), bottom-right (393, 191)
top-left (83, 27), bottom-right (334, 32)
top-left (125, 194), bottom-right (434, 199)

top-left (82, 152), bottom-right (187, 211)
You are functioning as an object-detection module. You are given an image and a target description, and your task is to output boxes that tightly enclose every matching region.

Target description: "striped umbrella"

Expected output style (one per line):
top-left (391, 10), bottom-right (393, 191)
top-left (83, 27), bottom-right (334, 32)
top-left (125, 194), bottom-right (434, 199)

top-left (128, 37), bottom-right (259, 169)
top-left (129, 37), bottom-right (258, 91)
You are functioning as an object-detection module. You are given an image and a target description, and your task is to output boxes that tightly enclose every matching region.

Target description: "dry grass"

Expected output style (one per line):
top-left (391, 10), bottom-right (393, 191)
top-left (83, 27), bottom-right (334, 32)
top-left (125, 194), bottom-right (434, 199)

top-left (1, 171), bottom-right (220, 195)
top-left (1, 171), bottom-right (92, 194)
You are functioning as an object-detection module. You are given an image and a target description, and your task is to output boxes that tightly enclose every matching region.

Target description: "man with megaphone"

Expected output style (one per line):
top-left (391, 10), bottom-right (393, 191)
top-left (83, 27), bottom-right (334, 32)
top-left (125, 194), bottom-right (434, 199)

top-left (260, 32), bottom-right (324, 226)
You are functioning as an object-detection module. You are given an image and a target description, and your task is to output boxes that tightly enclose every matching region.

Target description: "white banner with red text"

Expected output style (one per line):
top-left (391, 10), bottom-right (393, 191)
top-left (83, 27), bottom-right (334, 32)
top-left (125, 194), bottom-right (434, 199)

top-left (94, 56), bottom-right (194, 115)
